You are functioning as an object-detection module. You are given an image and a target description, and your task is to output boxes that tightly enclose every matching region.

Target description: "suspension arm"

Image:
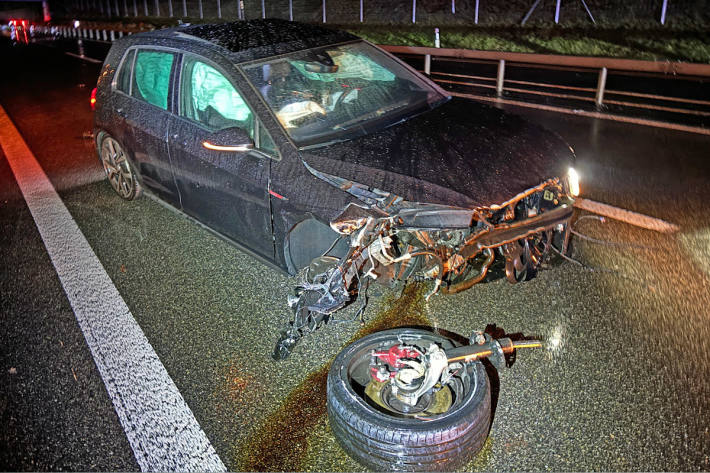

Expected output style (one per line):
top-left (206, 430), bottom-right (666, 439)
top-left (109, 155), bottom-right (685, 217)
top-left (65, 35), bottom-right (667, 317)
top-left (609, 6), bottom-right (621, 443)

top-left (445, 338), bottom-right (543, 364)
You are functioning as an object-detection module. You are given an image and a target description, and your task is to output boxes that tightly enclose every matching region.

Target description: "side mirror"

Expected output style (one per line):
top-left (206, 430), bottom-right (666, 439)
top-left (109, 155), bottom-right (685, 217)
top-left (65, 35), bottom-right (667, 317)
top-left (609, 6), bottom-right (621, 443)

top-left (202, 126), bottom-right (254, 152)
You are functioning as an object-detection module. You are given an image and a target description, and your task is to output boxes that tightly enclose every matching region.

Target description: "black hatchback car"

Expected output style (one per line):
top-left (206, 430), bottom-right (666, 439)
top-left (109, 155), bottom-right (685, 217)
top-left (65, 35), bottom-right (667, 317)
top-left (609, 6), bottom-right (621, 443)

top-left (94, 19), bottom-right (579, 357)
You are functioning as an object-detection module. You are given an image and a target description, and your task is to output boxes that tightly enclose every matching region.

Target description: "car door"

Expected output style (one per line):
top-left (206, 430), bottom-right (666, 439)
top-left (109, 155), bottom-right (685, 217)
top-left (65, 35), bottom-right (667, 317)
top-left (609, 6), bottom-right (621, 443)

top-left (168, 54), bottom-right (276, 259)
top-left (111, 47), bottom-right (181, 206)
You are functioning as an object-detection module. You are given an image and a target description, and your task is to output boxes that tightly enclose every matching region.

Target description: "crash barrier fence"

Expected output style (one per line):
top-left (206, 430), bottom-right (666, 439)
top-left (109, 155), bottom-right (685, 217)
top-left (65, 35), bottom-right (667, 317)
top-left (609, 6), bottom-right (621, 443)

top-left (380, 45), bottom-right (710, 125)
top-left (34, 24), bottom-right (128, 41)
top-left (64, 0), bottom-right (675, 25)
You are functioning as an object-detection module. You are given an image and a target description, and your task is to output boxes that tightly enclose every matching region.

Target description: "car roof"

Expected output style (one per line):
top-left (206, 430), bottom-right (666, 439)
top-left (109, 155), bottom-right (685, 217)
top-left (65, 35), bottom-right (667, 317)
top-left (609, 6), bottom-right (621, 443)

top-left (135, 18), bottom-right (358, 63)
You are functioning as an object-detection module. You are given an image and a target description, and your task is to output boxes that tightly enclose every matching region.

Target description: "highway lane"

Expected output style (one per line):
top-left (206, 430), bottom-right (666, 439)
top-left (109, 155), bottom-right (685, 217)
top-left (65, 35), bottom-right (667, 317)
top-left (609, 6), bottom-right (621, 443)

top-left (1, 40), bottom-right (709, 471)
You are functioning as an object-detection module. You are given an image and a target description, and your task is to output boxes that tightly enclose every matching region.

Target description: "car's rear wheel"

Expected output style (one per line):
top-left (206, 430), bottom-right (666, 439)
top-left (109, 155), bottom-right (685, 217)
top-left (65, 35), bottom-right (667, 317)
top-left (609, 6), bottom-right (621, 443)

top-left (327, 329), bottom-right (491, 471)
top-left (99, 135), bottom-right (141, 200)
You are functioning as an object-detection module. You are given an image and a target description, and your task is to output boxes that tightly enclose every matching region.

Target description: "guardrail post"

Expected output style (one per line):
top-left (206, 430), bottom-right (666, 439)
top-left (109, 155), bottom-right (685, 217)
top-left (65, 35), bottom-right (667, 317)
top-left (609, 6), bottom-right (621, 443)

top-left (554, 0), bottom-right (561, 23)
top-left (198, 0), bottom-right (203, 18)
top-left (260, 0), bottom-right (265, 18)
top-left (496, 59), bottom-right (505, 96)
top-left (475, 0), bottom-right (479, 23)
top-left (660, 0), bottom-right (668, 24)
top-left (289, 0), bottom-right (293, 20)
top-left (217, 0), bottom-right (221, 18)
top-left (412, 0), bottom-right (416, 23)
top-left (424, 55), bottom-right (431, 75)
top-left (322, 0), bottom-right (326, 22)
top-left (595, 67), bottom-right (607, 107)
top-left (102, 29), bottom-right (108, 41)
top-left (360, 0), bottom-right (363, 22)
top-left (109, 30), bottom-right (115, 41)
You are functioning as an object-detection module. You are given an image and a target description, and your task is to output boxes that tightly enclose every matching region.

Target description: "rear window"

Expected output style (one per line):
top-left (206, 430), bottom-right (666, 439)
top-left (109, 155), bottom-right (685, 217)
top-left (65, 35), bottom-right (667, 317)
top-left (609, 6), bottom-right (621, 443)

top-left (131, 50), bottom-right (174, 110)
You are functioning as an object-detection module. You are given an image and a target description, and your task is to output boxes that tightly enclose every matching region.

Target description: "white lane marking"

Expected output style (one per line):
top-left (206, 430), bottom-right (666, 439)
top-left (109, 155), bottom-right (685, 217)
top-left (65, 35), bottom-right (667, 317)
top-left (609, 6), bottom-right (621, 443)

top-left (574, 198), bottom-right (680, 234)
top-left (65, 51), bottom-right (103, 64)
top-left (0, 105), bottom-right (226, 472)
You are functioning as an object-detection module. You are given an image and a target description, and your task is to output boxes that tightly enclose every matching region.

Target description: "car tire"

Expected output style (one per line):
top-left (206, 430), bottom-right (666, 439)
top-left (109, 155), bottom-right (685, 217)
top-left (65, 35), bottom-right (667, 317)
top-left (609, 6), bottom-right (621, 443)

top-left (98, 134), bottom-right (142, 200)
top-left (327, 329), bottom-right (491, 471)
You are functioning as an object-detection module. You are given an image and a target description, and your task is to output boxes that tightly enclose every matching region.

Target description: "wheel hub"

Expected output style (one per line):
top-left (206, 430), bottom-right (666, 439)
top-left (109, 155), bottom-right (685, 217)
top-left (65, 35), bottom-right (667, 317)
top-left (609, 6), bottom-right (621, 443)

top-left (365, 379), bottom-right (453, 416)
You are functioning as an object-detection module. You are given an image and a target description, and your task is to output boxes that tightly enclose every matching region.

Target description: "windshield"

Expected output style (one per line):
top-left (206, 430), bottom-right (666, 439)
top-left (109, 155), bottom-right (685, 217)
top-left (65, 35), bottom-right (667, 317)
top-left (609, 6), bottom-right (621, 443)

top-left (242, 41), bottom-right (447, 147)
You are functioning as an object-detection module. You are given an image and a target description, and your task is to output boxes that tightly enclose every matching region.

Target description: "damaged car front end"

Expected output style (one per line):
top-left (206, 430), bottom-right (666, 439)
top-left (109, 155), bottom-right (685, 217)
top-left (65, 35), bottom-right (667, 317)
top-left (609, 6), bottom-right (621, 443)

top-left (273, 163), bottom-right (577, 359)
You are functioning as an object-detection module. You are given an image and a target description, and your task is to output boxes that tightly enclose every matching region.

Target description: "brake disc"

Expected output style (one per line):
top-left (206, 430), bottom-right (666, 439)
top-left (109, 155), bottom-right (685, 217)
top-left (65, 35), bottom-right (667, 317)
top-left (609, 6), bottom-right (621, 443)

top-left (364, 380), bottom-right (453, 416)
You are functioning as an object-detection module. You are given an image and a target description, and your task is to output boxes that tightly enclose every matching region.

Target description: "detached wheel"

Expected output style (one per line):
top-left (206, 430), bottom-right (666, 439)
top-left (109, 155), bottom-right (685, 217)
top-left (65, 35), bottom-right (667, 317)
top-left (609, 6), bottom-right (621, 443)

top-left (99, 134), bottom-right (141, 200)
top-left (327, 329), bottom-right (491, 471)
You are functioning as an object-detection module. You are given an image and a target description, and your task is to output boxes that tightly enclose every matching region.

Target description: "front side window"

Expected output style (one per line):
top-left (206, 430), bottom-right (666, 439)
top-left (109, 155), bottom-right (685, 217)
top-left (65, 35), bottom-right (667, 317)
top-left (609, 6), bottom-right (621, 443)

top-left (242, 41), bottom-right (447, 147)
top-left (257, 121), bottom-right (277, 155)
top-left (180, 57), bottom-right (253, 136)
top-left (131, 50), bottom-right (174, 110)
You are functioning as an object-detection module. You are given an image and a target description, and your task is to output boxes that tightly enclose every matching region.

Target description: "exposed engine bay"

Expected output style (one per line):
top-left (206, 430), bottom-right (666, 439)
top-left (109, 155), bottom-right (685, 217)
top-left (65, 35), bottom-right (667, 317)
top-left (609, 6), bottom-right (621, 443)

top-left (273, 169), bottom-right (575, 360)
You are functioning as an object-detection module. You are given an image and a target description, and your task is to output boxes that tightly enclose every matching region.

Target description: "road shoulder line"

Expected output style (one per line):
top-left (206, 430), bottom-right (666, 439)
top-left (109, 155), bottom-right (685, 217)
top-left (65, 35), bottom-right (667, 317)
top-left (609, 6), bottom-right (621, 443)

top-left (0, 104), bottom-right (226, 472)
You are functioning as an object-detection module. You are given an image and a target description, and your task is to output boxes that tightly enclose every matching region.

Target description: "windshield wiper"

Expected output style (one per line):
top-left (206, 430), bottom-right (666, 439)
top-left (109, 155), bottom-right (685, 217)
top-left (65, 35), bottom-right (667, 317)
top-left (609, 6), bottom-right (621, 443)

top-left (332, 99), bottom-right (413, 132)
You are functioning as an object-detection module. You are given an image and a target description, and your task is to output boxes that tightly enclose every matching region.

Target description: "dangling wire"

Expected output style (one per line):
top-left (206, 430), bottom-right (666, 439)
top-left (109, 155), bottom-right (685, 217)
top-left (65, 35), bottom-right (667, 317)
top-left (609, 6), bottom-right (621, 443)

top-left (552, 240), bottom-right (656, 290)
top-left (572, 215), bottom-right (658, 250)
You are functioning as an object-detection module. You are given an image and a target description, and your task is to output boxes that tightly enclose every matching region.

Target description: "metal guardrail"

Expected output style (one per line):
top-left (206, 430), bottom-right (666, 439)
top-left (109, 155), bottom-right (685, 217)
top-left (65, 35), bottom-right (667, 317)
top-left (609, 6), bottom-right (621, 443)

top-left (381, 45), bottom-right (710, 77)
top-left (380, 44), bottom-right (710, 120)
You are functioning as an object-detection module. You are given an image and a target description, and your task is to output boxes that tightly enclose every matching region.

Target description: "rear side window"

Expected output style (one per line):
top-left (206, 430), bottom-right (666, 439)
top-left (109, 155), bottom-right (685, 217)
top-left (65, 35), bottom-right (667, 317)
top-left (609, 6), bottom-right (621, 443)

top-left (115, 49), bottom-right (135, 94)
top-left (132, 50), bottom-right (174, 110)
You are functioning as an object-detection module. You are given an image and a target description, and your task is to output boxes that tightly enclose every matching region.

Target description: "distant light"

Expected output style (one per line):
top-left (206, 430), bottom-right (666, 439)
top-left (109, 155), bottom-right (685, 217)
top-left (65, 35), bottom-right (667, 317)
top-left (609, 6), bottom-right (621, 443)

top-left (90, 87), bottom-right (97, 110)
top-left (73, 20), bottom-right (80, 28)
top-left (568, 167), bottom-right (580, 197)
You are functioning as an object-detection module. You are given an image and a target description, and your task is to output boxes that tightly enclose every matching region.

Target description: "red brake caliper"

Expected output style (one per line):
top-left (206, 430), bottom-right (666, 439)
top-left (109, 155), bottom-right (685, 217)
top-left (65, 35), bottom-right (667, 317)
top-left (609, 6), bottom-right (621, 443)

top-left (370, 344), bottom-right (420, 381)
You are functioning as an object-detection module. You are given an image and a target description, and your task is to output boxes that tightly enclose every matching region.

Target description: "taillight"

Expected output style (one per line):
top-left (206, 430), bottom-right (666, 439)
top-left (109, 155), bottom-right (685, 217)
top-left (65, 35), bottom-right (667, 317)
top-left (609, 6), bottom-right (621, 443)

top-left (90, 87), bottom-right (97, 111)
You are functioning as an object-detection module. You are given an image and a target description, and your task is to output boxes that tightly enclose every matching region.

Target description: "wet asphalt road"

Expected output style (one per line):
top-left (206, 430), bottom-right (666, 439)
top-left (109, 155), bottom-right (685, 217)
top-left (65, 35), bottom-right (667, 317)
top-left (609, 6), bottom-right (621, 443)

top-left (1, 39), bottom-right (710, 471)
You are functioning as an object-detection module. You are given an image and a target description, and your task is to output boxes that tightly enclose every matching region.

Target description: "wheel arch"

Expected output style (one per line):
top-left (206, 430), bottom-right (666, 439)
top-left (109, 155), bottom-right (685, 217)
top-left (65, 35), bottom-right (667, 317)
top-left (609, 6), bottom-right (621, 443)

top-left (283, 216), bottom-right (349, 275)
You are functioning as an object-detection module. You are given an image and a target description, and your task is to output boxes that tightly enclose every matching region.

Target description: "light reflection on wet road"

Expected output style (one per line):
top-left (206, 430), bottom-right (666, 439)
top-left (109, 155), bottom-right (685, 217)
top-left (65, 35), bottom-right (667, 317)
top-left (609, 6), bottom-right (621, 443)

top-left (1, 38), bottom-right (709, 471)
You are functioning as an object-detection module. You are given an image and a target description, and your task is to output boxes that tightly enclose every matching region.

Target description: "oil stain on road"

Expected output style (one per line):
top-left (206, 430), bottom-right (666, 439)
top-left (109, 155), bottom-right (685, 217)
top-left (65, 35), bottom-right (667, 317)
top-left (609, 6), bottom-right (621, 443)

top-left (235, 283), bottom-right (432, 471)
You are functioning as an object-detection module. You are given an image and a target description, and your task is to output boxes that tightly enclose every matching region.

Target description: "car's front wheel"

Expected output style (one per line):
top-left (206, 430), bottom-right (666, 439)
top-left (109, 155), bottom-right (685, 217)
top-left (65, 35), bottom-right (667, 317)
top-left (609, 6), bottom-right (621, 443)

top-left (327, 329), bottom-right (491, 471)
top-left (99, 134), bottom-right (141, 200)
